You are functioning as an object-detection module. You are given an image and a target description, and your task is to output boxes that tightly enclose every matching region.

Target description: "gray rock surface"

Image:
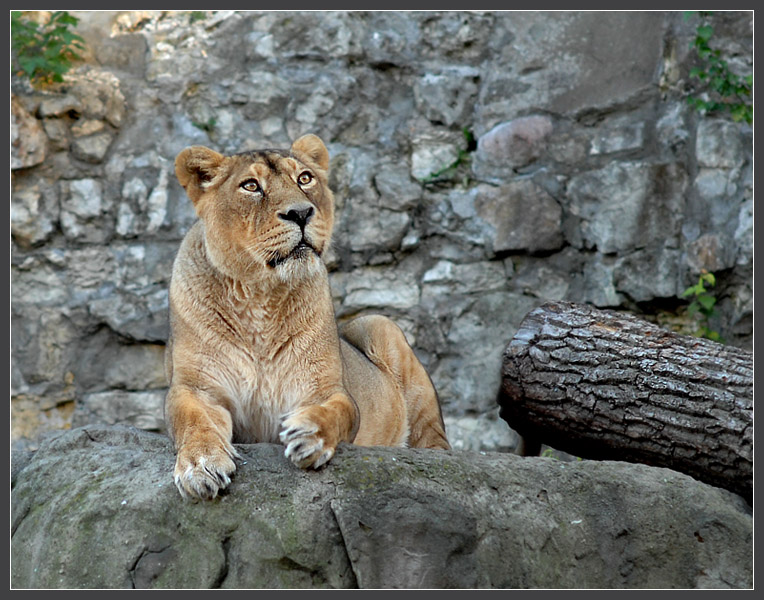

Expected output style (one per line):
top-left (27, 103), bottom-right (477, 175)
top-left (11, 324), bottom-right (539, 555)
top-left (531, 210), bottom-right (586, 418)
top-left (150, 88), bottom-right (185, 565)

top-left (11, 426), bottom-right (752, 589)
top-left (11, 96), bottom-right (47, 170)
top-left (11, 11), bottom-right (752, 456)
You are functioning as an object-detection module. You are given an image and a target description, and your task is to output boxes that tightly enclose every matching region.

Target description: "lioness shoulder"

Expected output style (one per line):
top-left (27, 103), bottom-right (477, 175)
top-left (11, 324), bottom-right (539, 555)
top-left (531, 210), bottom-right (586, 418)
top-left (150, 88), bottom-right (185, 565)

top-left (165, 134), bottom-right (449, 500)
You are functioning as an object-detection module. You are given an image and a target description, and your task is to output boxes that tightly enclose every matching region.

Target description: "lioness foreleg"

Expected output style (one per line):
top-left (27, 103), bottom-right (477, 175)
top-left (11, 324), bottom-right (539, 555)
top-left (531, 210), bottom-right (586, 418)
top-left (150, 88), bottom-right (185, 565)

top-left (166, 385), bottom-right (239, 500)
top-left (279, 392), bottom-right (359, 469)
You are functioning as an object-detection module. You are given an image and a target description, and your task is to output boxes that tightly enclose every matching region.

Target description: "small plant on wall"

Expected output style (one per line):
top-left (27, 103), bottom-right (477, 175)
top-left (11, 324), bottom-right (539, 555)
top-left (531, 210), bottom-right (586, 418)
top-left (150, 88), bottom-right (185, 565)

top-left (680, 271), bottom-right (723, 342)
top-left (685, 11), bottom-right (752, 124)
top-left (11, 11), bottom-right (86, 87)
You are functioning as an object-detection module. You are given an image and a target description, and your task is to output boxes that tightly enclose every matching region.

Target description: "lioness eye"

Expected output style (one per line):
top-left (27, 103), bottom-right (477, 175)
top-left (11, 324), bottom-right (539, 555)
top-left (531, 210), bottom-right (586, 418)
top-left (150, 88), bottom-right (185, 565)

top-left (297, 172), bottom-right (313, 186)
top-left (240, 179), bottom-right (261, 193)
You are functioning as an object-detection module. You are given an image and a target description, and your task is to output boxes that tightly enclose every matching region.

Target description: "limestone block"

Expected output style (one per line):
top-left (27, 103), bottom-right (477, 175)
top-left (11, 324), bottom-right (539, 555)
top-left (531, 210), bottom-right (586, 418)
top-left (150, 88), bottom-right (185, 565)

top-left (72, 390), bottom-right (165, 432)
top-left (474, 180), bottom-right (564, 255)
top-left (11, 179), bottom-right (58, 247)
top-left (11, 96), bottom-right (47, 170)
top-left (696, 119), bottom-right (750, 169)
top-left (71, 132), bottom-right (114, 163)
top-left (566, 161), bottom-right (687, 254)
top-left (413, 67), bottom-right (480, 127)
top-left (60, 179), bottom-right (109, 242)
top-left (613, 247), bottom-right (683, 302)
top-left (334, 268), bottom-right (421, 316)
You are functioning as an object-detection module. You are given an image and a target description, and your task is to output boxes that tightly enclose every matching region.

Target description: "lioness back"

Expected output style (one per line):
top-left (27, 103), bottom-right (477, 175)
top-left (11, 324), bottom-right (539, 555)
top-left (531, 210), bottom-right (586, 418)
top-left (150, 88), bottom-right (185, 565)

top-left (165, 134), bottom-right (449, 500)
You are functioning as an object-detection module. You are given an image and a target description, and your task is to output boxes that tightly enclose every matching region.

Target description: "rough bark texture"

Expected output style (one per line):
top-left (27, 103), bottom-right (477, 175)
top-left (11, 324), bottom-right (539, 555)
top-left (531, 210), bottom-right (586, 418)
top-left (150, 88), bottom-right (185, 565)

top-left (498, 301), bottom-right (752, 501)
top-left (11, 426), bottom-right (752, 589)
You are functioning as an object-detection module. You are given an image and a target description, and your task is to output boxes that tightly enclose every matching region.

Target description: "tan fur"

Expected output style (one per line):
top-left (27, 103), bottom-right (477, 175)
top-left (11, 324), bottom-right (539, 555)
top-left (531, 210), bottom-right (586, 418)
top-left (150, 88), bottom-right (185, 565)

top-left (165, 134), bottom-right (449, 500)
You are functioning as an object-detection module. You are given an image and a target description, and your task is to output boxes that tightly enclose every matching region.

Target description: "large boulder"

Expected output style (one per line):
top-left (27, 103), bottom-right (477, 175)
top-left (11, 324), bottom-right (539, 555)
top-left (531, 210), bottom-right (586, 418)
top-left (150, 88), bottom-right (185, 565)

top-left (11, 425), bottom-right (752, 589)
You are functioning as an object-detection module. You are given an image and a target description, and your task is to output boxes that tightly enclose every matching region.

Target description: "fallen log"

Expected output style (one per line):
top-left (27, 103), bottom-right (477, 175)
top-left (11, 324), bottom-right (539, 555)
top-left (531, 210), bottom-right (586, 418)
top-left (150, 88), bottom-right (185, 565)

top-left (497, 301), bottom-right (752, 501)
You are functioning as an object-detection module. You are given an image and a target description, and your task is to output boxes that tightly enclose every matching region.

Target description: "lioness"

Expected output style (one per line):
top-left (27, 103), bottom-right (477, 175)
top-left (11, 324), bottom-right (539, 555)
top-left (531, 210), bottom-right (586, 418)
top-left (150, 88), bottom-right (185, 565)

top-left (165, 134), bottom-right (450, 500)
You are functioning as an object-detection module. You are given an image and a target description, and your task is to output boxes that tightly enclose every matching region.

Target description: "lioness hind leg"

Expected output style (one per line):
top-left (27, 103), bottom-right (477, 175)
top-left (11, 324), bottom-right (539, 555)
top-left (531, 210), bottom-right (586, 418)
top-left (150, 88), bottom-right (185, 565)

top-left (165, 385), bottom-right (239, 500)
top-left (340, 315), bottom-right (450, 450)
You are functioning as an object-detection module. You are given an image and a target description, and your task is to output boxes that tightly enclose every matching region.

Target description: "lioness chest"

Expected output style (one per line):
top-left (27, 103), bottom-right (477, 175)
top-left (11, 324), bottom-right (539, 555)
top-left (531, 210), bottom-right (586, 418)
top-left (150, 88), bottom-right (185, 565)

top-left (215, 340), bottom-right (317, 445)
top-left (170, 251), bottom-right (339, 444)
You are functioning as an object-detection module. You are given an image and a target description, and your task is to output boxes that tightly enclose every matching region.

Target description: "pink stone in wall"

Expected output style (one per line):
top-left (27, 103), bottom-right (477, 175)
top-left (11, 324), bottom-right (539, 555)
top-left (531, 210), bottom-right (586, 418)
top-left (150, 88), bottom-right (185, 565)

top-left (477, 116), bottom-right (554, 169)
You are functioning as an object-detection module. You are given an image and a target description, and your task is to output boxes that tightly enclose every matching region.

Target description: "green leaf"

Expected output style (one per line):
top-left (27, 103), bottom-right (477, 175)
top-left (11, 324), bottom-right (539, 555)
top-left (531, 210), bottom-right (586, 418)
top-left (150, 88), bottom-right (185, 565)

top-left (697, 294), bottom-right (716, 311)
top-left (54, 12), bottom-right (80, 26)
top-left (689, 67), bottom-right (705, 79)
top-left (17, 56), bottom-right (43, 76)
top-left (11, 11), bottom-right (86, 87)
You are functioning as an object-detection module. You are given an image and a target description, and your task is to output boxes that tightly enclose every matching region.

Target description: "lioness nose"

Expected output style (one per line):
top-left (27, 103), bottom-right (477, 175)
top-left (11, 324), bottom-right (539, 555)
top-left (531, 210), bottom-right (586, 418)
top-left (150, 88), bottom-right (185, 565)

top-left (279, 205), bottom-right (314, 229)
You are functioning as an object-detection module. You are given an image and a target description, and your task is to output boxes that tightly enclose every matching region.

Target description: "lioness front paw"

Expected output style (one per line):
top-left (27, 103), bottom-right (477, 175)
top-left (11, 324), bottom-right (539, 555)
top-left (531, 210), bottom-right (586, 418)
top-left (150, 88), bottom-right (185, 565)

top-left (173, 441), bottom-right (238, 501)
top-left (279, 407), bottom-right (336, 469)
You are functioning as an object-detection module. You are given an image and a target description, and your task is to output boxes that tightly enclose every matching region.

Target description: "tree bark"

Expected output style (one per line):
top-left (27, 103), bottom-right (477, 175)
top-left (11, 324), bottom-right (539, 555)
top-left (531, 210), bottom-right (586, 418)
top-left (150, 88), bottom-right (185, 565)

top-left (498, 301), bottom-right (752, 501)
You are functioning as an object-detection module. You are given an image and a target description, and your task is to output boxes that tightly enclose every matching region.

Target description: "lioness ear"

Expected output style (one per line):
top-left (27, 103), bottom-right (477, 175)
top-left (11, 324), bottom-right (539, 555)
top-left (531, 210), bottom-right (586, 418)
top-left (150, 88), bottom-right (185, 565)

top-left (175, 146), bottom-right (225, 204)
top-left (291, 134), bottom-right (330, 172)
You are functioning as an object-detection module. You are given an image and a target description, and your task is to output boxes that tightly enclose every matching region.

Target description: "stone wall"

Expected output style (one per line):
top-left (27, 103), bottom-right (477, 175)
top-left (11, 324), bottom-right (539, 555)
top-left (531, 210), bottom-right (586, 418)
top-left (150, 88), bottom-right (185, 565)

top-left (11, 11), bottom-right (753, 452)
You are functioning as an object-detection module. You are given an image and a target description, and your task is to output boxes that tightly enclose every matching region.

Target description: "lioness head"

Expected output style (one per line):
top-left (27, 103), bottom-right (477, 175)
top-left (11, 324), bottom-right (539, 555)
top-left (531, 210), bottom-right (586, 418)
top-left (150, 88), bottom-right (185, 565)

top-left (175, 134), bottom-right (334, 283)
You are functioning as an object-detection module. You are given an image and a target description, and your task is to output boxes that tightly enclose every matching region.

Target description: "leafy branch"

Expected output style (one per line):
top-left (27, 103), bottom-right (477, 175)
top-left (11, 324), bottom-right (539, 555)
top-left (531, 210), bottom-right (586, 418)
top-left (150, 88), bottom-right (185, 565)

top-left (684, 11), bottom-right (752, 124)
top-left (11, 11), bottom-right (86, 87)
